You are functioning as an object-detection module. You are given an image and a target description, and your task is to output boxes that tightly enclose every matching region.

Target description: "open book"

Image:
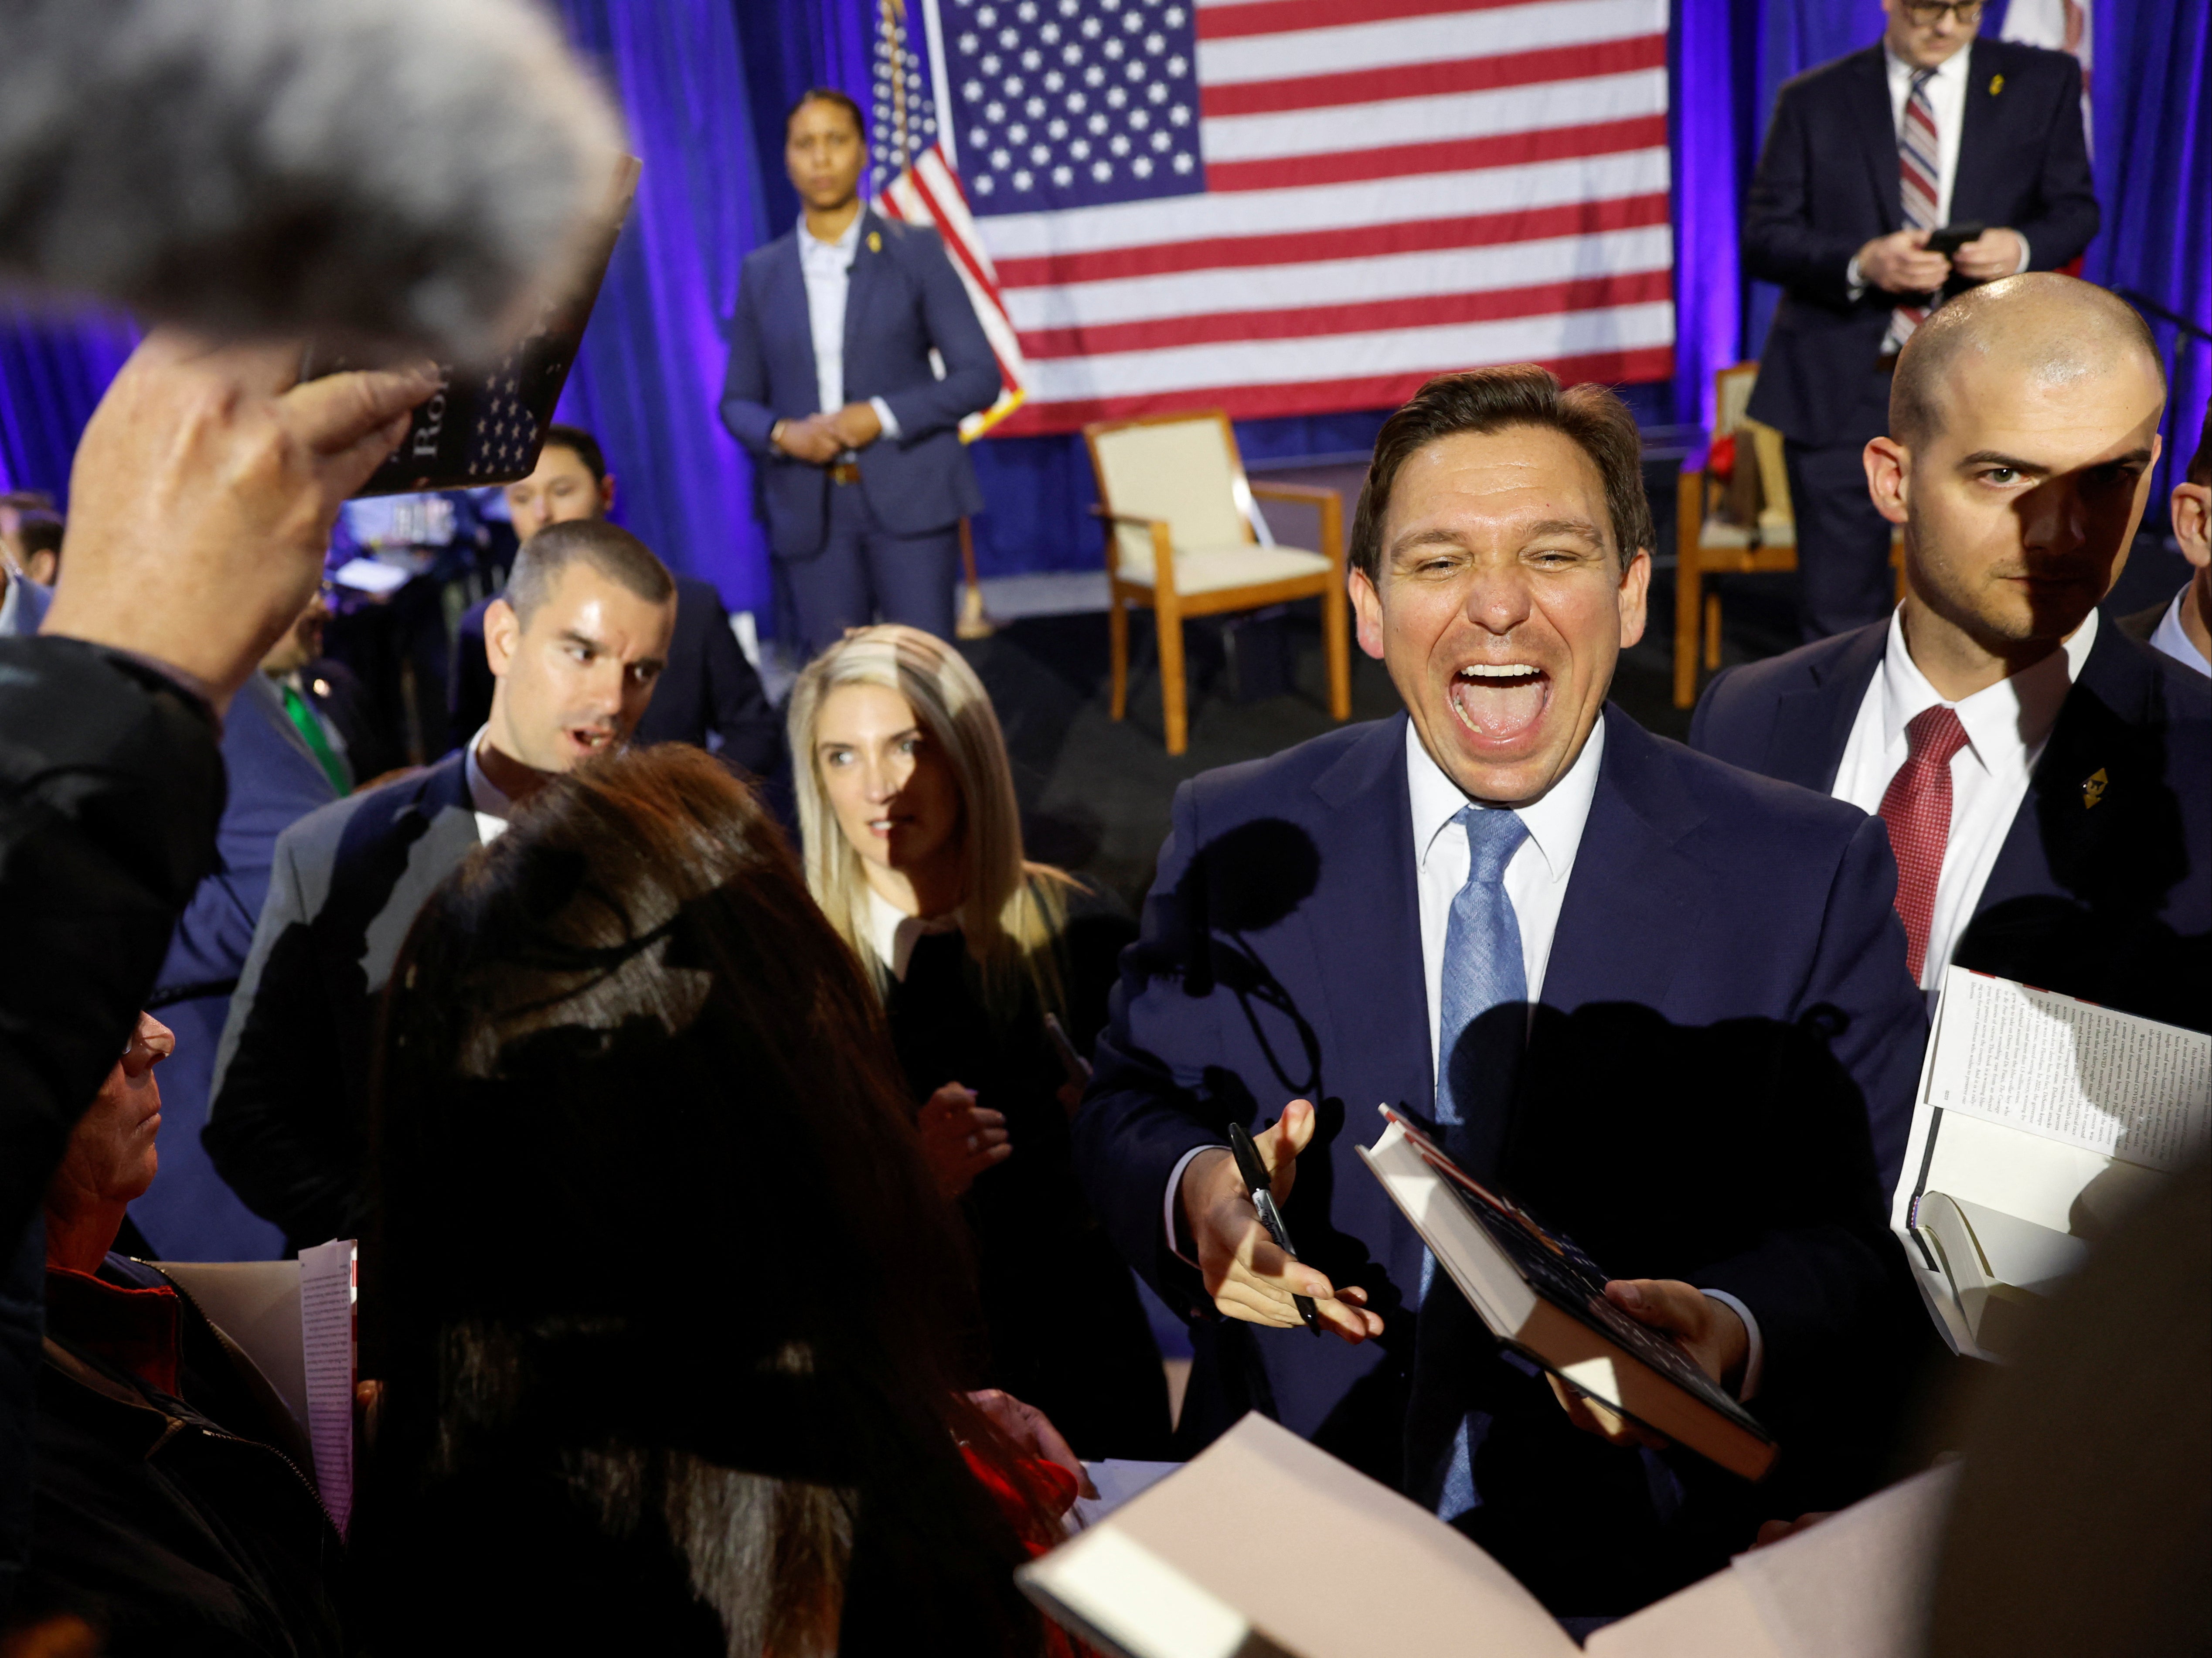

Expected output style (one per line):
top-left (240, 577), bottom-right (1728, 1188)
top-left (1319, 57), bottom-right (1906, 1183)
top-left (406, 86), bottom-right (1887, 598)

top-left (1020, 1412), bottom-right (1952, 1658)
top-left (1357, 1108), bottom-right (1776, 1480)
top-left (1894, 967), bottom-right (2209, 1360)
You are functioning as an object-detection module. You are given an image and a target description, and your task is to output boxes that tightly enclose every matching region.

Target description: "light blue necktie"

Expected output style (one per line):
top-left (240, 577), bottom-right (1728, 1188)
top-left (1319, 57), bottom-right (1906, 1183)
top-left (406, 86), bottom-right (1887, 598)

top-left (1429, 803), bottom-right (1528, 1521)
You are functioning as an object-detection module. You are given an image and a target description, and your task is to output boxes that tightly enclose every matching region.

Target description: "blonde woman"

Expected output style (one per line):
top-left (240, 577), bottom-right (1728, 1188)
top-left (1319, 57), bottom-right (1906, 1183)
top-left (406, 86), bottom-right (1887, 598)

top-left (790, 626), bottom-right (1171, 1459)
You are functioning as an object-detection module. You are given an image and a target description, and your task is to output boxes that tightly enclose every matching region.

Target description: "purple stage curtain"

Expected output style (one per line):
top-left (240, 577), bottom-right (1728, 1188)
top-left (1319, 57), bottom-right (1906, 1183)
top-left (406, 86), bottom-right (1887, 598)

top-left (0, 302), bottom-right (136, 507)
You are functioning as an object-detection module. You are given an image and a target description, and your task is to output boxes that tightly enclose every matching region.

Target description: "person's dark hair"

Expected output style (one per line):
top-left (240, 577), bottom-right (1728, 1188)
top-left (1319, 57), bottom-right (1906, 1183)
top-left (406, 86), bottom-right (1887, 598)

top-left (540, 422), bottom-right (607, 484)
top-left (16, 512), bottom-right (63, 565)
top-left (504, 517), bottom-right (672, 626)
top-left (357, 746), bottom-right (1056, 1655)
top-left (2189, 402), bottom-right (2212, 490)
top-left (1349, 365), bottom-right (1654, 584)
top-left (786, 87), bottom-right (865, 143)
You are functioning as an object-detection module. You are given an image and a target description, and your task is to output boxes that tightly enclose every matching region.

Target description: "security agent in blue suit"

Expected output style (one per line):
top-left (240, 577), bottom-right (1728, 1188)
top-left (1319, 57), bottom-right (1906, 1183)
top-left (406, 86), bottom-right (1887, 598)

top-left (720, 89), bottom-right (999, 654)
top-left (1074, 368), bottom-right (1929, 1619)
top-left (1695, 276), bottom-right (2211, 1037)
top-left (1745, 0), bottom-right (2096, 640)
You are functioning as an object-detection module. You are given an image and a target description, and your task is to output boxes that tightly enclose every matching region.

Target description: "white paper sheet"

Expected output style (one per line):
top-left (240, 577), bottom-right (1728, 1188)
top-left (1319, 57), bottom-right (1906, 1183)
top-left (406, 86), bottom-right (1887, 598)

top-left (298, 1239), bottom-right (357, 1536)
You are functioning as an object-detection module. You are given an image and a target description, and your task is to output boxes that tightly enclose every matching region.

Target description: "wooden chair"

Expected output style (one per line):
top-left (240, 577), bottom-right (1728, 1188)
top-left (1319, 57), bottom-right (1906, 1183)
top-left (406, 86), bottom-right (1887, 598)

top-left (1675, 362), bottom-right (1906, 708)
top-left (1083, 410), bottom-right (1351, 755)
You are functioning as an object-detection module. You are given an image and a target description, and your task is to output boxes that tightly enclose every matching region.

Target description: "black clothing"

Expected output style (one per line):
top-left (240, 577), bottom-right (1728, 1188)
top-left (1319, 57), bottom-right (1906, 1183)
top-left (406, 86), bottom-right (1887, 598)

top-left (24, 1255), bottom-right (350, 1655)
top-left (880, 888), bottom-right (1170, 1461)
top-left (302, 656), bottom-right (401, 786)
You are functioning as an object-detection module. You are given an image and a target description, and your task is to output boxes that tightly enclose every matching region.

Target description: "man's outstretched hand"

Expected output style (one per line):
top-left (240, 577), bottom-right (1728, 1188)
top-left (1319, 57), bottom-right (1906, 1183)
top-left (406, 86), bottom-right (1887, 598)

top-left (41, 330), bottom-right (437, 711)
top-left (1547, 1278), bottom-right (1749, 1448)
top-left (1178, 1099), bottom-right (1382, 1344)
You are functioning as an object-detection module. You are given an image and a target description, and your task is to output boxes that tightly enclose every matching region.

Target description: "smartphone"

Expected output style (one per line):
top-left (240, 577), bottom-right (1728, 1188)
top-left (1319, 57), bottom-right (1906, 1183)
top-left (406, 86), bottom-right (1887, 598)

top-left (299, 155), bottom-right (640, 498)
top-left (1924, 222), bottom-right (1986, 257)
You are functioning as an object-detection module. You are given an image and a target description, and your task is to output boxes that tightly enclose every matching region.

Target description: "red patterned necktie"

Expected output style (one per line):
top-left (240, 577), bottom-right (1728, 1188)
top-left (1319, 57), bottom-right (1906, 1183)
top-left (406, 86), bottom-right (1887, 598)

top-left (1878, 704), bottom-right (1971, 982)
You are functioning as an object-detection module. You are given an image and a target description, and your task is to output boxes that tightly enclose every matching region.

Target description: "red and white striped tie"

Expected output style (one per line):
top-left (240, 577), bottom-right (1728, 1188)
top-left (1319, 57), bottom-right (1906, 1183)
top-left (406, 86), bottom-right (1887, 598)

top-left (1885, 69), bottom-right (1942, 354)
top-left (1878, 704), bottom-right (1970, 983)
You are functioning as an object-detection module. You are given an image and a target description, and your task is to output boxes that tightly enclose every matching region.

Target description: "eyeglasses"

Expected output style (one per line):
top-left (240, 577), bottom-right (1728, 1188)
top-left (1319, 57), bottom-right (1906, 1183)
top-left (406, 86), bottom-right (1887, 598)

top-left (1901, 1), bottom-right (1984, 23)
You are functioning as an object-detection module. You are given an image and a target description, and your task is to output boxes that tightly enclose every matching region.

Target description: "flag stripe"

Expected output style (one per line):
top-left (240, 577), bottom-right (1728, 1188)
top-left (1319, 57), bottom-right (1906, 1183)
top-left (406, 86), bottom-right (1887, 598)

top-left (1200, 32), bottom-right (1667, 116)
top-left (993, 186), bottom-right (1669, 288)
top-left (1023, 300), bottom-right (1674, 399)
top-left (1018, 265), bottom-right (1672, 357)
top-left (1201, 68), bottom-right (1666, 163)
top-left (1204, 112), bottom-right (1667, 191)
top-left (995, 345), bottom-right (1677, 432)
top-left (1196, 0), bottom-right (1664, 85)
top-left (1197, 0), bottom-right (1595, 40)
top-left (1010, 222), bottom-right (1670, 331)
top-left (982, 144), bottom-right (1667, 256)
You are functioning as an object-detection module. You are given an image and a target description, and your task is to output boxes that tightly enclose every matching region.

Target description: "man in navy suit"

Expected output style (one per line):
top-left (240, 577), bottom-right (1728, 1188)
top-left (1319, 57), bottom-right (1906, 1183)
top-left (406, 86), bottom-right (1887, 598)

top-left (1075, 368), bottom-right (1928, 1617)
top-left (206, 521), bottom-right (676, 1252)
top-left (449, 424), bottom-right (780, 774)
top-left (1695, 276), bottom-right (2211, 1036)
top-left (720, 89), bottom-right (998, 655)
top-left (1746, 0), bottom-right (2096, 640)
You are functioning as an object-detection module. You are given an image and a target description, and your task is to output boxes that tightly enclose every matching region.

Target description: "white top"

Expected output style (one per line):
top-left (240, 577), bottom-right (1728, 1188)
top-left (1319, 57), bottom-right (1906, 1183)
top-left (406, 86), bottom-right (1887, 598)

top-left (1845, 44), bottom-right (2031, 294)
top-left (0, 573), bottom-right (19, 637)
top-left (1405, 715), bottom-right (1601, 1085)
top-left (463, 724), bottom-right (516, 844)
top-left (795, 214), bottom-right (901, 437)
top-left (1160, 716), bottom-right (1763, 1393)
top-left (1831, 608), bottom-right (2099, 991)
top-left (2149, 586), bottom-right (2211, 677)
top-left (863, 884), bottom-right (961, 981)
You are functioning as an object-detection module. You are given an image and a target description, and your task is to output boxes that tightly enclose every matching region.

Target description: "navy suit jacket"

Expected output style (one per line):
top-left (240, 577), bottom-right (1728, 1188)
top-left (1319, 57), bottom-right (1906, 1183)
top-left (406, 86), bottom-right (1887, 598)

top-left (1744, 39), bottom-right (2097, 446)
top-left (1691, 620), bottom-right (2212, 1032)
top-left (719, 208), bottom-right (997, 557)
top-left (2, 574), bottom-right (48, 637)
top-left (449, 577), bottom-right (779, 775)
top-left (1075, 709), bottom-right (1926, 1613)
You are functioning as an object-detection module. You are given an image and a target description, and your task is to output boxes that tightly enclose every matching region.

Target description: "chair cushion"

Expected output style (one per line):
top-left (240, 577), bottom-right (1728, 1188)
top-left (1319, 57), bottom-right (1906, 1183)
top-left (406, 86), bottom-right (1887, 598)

top-left (1092, 420), bottom-right (1250, 553)
top-left (1695, 518), bottom-right (1757, 550)
top-left (1119, 542), bottom-right (1333, 594)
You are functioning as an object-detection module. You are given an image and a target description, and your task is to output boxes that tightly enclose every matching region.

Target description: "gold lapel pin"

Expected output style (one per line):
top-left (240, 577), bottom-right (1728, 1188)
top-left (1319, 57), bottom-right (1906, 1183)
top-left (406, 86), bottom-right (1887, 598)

top-left (2081, 766), bottom-right (2108, 808)
top-left (1990, 73), bottom-right (2004, 95)
top-left (867, 230), bottom-right (882, 253)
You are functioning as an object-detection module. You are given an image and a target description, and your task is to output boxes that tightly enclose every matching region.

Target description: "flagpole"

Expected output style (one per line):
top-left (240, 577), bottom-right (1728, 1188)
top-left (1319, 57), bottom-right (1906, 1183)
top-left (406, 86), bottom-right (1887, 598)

top-left (920, 0), bottom-right (958, 172)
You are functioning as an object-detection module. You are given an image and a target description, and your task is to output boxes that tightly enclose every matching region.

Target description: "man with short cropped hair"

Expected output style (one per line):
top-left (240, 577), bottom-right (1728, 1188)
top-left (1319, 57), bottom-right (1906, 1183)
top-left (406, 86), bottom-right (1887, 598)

top-left (450, 424), bottom-right (779, 775)
top-left (206, 520), bottom-right (677, 1251)
top-left (2115, 404), bottom-right (2211, 677)
top-left (1694, 275), bottom-right (2212, 1032)
top-left (1075, 365), bottom-right (1928, 1618)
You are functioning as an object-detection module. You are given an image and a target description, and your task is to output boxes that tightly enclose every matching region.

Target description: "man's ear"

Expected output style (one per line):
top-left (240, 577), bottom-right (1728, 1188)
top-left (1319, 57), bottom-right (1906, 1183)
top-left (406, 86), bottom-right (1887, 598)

top-left (599, 473), bottom-right (617, 519)
top-left (1864, 436), bottom-right (1910, 527)
top-left (1349, 567), bottom-right (1387, 661)
top-left (2172, 481), bottom-right (2211, 570)
top-left (1616, 547), bottom-right (1652, 651)
top-left (484, 597), bottom-right (522, 677)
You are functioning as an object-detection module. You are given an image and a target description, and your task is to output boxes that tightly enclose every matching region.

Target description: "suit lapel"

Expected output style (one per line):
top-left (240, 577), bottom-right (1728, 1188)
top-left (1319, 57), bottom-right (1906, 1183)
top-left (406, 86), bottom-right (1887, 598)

top-left (1763, 623), bottom-right (1886, 794)
top-left (840, 209), bottom-right (881, 401)
top-left (1950, 41), bottom-right (2000, 223)
top-left (779, 234), bottom-right (820, 417)
top-left (1308, 716), bottom-right (1433, 1118)
top-left (1546, 711), bottom-right (1706, 1017)
top-left (1848, 47), bottom-right (1903, 233)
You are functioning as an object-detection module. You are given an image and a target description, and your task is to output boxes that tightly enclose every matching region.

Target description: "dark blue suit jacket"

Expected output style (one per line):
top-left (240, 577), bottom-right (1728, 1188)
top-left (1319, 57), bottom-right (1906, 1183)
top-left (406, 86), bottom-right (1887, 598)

top-left (719, 208), bottom-right (997, 557)
top-left (1075, 709), bottom-right (1926, 1613)
top-left (1744, 39), bottom-right (2097, 446)
top-left (2, 575), bottom-right (48, 637)
top-left (1691, 620), bottom-right (2212, 1032)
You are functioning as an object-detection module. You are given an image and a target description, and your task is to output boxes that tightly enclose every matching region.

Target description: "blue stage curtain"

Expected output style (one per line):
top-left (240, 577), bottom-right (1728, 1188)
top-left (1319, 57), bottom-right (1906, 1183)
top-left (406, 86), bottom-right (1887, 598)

top-left (0, 302), bottom-right (137, 506)
top-left (548, 0), bottom-right (775, 616)
top-left (2086, 0), bottom-right (2211, 502)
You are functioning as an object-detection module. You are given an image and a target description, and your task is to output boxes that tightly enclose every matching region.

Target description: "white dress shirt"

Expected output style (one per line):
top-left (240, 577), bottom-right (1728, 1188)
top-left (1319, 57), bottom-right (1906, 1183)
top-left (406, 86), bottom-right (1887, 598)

top-left (0, 574), bottom-right (20, 637)
top-left (2149, 587), bottom-right (2212, 677)
top-left (795, 214), bottom-right (900, 437)
top-left (1161, 717), bottom-right (1765, 1394)
top-left (463, 724), bottom-right (516, 844)
top-left (1846, 44), bottom-right (2031, 295)
top-left (864, 884), bottom-right (961, 981)
top-left (1832, 608), bottom-right (2099, 992)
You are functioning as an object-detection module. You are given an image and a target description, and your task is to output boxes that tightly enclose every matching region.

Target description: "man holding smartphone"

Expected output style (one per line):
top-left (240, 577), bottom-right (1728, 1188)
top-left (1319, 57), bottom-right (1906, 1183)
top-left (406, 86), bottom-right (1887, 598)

top-left (1742, 0), bottom-right (2097, 641)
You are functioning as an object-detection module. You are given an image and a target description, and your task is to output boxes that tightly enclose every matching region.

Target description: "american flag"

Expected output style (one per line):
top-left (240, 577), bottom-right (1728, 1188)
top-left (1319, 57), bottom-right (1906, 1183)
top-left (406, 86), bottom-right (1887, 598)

top-left (909, 0), bottom-right (1673, 435)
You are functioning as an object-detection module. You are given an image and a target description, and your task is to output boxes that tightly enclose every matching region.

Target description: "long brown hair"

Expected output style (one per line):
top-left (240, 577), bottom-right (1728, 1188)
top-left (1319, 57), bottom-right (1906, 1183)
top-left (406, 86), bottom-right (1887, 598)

top-left (357, 746), bottom-right (1055, 1656)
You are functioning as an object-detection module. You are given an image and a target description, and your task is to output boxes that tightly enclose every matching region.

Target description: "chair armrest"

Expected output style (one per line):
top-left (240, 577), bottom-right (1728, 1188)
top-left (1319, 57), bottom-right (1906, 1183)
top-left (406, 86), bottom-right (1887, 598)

top-left (1248, 480), bottom-right (1344, 568)
top-left (1089, 506), bottom-right (1177, 597)
top-left (1088, 505), bottom-right (1173, 530)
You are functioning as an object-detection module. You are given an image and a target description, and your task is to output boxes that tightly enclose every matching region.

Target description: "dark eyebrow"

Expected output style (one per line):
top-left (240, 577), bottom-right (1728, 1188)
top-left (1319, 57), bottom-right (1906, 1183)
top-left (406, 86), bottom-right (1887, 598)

top-left (1522, 517), bottom-right (1606, 544)
top-left (558, 628), bottom-right (604, 653)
